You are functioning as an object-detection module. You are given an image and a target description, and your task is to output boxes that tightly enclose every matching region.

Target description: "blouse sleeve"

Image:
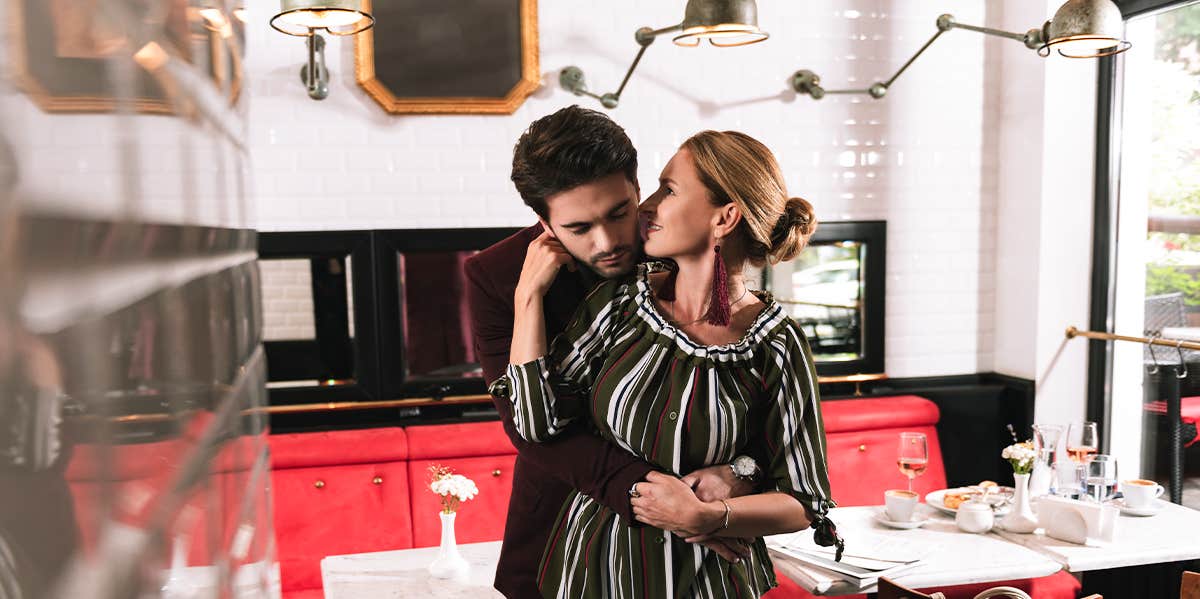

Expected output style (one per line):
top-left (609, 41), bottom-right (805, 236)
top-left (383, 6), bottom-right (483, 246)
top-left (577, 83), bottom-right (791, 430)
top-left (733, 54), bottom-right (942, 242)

top-left (504, 278), bottom-right (628, 443)
top-left (754, 321), bottom-right (835, 517)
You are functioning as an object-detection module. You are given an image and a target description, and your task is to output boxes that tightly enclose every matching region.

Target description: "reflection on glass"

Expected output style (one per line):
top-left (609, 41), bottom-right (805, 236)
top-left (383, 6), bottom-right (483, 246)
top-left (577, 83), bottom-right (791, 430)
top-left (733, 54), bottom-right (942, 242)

top-left (399, 251), bottom-right (482, 380)
top-left (774, 241), bottom-right (864, 361)
top-left (260, 255), bottom-right (356, 387)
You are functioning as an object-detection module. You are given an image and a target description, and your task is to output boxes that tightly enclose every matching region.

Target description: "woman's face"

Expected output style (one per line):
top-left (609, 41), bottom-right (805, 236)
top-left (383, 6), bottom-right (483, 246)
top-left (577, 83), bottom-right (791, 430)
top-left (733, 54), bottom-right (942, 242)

top-left (639, 148), bottom-right (721, 260)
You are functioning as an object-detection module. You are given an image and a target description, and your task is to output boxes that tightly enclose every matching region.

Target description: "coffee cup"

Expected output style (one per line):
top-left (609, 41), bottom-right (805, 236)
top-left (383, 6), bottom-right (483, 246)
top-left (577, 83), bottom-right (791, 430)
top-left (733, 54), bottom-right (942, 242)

top-left (884, 489), bottom-right (918, 522)
top-left (1121, 479), bottom-right (1164, 508)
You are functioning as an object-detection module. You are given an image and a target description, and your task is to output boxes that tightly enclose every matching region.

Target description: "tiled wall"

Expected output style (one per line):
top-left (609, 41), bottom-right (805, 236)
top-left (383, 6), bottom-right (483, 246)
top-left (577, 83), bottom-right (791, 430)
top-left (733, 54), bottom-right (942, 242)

top-left (244, 1), bottom-right (1097, 387)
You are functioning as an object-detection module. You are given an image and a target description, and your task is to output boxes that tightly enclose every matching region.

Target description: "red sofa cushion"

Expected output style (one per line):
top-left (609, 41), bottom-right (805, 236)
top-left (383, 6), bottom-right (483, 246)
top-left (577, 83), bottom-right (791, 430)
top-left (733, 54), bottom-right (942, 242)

top-left (269, 428), bottom-right (413, 592)
top-left (408, 454), bottom-right (518, 547)
top-left (1145, 397), bottom-right (1200, 446)
top-left (405, 421), bottom-right (516, 460)
top-left (821, 396), bottom-right (948, 507)
top-left (405, 422), bottom-right (518, 547)
top-left (270, 426), bottom-right (409, 469)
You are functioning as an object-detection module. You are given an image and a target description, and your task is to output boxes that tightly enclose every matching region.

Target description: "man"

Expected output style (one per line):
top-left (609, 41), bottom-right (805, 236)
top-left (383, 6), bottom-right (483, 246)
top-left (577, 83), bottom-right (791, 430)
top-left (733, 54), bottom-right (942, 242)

top-left (464, 105), bottom-right (760, 598)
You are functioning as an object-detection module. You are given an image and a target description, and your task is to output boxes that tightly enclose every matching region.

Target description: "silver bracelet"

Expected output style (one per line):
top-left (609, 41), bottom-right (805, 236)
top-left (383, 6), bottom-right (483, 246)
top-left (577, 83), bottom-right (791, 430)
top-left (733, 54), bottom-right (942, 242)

top-left (719, 499), bottom-right (731, 530)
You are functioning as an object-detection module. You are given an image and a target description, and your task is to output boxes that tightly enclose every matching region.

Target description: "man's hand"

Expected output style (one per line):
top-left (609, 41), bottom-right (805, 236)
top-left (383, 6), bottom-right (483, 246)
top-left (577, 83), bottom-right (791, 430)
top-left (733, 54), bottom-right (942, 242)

top-left (514, 231), bottom-right (574, 302)
top-left (681, 463), bottom-right (756, 503)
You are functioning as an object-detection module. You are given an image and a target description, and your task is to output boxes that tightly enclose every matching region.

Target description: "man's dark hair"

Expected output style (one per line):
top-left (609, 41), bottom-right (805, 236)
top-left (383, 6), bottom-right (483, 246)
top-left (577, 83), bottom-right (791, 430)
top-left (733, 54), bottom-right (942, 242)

top-left (510, 105), bottom-right (638, 220)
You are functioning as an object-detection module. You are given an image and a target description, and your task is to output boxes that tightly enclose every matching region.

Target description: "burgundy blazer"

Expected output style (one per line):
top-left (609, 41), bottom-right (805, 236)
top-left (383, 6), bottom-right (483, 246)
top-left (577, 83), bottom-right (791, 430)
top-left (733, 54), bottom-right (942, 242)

top-left (464, 224), bottom-right (654, 598)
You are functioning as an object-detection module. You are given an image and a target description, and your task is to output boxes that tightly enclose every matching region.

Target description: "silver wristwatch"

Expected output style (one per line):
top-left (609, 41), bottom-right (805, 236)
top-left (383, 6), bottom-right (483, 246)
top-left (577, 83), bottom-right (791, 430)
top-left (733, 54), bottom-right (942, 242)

top-left (729, 455), bottom-right (761, 482)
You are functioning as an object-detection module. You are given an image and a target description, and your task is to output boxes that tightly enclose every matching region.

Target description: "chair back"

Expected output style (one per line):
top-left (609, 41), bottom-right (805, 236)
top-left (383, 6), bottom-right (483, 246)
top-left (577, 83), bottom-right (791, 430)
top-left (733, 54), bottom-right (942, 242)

top-left (878, 578), bottom-right (943, 599)
top-left (1181, 570), bottom-right (1200, 599)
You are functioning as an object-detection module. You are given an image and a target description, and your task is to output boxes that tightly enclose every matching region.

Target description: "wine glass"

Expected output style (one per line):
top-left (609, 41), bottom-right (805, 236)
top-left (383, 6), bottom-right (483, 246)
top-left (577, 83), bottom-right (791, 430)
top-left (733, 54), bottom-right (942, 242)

top-left (897, 432), bottom-right (928, 493)
top-left (1066, 422), bottom-right (1099, 464)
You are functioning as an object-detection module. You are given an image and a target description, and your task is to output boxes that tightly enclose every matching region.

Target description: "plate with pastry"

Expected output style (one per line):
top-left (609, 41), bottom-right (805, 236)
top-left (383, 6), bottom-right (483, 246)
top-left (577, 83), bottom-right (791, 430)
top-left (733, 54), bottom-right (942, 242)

top-left (925, 481), bottom-right (1014, 516)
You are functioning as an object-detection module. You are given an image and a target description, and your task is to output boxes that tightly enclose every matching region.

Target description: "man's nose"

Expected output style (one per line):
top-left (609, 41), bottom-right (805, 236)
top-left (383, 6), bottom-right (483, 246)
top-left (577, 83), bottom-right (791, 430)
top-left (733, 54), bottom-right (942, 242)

top-left (593, 225), bottom-right (618, 253)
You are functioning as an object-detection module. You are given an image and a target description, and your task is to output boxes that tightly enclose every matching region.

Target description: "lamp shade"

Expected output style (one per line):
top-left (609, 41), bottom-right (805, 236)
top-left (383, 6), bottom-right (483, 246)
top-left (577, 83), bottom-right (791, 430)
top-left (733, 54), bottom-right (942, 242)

top-left (673, 0), bottom-right (768, 47)
top-left (270, 0), bottom-right (374, 36)
top-left (1043, 0), bottom-right (1130, 58)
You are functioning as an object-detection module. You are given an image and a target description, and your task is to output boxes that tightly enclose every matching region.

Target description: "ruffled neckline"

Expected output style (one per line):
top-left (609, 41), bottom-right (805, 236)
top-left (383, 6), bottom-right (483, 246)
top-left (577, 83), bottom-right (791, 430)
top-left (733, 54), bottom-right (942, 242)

top-left (629, 262), bottom-right (787, 360)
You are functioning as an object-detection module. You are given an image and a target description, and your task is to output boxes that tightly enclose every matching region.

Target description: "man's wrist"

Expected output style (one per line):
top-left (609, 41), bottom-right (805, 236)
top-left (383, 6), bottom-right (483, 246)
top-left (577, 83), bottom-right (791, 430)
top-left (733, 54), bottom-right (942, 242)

top-left (729, 455), bottom-right (762, 483)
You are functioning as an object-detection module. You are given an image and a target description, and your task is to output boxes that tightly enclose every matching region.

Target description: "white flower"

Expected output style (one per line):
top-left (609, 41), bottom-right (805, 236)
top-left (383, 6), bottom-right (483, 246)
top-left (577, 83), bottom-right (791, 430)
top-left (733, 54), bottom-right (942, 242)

top-left (430, 474), bottom-right (478, 503)
top-left (1002, 441), bottom-right (1036, 474)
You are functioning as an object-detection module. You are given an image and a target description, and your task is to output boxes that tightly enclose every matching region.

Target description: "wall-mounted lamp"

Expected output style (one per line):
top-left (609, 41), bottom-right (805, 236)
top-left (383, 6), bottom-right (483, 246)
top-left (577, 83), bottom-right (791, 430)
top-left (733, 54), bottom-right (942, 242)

top-left (560, 0), bottom-right (768, 109)
top-left (790, 0), bottom-right (1131, 101)
top-left (270, 0), bottom-right (374, 100)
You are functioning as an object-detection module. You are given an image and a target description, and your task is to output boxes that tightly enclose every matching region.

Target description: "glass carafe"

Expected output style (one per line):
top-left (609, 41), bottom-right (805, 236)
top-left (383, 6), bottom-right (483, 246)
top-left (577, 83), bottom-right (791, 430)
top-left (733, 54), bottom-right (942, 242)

top-left (1031, 424), bottom-right (1063, 497)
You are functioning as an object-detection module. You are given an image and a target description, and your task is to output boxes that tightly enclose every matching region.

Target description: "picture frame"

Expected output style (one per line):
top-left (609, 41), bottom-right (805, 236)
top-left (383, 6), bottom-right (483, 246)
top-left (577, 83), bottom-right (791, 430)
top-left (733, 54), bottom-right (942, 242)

top-left (354, 0), bottom-right (540, 114)
top-left (9, 0), bottom-right (196, 114)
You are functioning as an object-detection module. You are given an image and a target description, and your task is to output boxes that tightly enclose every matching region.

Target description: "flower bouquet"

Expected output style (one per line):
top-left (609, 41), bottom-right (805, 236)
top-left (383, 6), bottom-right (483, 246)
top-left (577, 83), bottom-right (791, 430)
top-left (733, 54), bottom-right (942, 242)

top-left (427, 465), bottom-right (479, 580)
top-left (999, 440), bottom-right (1038, 533)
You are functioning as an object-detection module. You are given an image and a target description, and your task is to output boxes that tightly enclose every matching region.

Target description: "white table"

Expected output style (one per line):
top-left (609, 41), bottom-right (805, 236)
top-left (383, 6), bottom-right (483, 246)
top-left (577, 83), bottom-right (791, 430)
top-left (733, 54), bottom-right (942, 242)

top-left (321, 541), bottom-right (504, 599)
top-left (767, 506), bottom-right (1064, 596)
top-left (991, 499), bottom-right (1200, 572)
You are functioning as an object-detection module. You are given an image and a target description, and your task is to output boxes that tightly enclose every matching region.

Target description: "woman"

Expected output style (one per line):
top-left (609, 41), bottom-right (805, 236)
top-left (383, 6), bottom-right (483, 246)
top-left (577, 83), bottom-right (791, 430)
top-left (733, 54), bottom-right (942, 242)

top-left (504, 130), bottom-right (838, 598)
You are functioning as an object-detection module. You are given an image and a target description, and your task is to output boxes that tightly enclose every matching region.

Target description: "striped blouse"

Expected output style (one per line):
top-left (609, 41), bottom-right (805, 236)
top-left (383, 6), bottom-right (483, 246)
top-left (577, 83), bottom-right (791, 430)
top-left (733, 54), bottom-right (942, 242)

top-left (504, 264), bottom-right (834, 599)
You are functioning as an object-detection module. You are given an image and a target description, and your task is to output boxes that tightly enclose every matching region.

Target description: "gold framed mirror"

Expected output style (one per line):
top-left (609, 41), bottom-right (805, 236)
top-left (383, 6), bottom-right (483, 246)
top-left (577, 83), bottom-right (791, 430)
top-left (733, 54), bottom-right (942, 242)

top-left (353, 0), bottom-right (539, 114)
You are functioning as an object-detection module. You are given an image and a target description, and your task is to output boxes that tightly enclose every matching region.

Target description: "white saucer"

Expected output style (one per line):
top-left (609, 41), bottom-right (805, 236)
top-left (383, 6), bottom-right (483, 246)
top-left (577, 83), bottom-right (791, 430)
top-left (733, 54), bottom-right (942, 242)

top-left (874, 509), bottom-right (930, 529)
top-left (1111, 498), bottom-right (1163, 517)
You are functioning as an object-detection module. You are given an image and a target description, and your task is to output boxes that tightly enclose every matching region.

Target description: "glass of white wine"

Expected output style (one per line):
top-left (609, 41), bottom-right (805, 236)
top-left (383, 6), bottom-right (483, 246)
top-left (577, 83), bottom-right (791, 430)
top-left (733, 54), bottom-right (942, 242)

top-left (897, 432), bottom-right (928, 493)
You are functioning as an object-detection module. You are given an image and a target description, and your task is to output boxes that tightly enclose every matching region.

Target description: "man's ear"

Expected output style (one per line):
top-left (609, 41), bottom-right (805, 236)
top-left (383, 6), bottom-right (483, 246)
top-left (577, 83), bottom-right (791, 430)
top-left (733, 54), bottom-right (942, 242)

top-left (713, 203), bottom-right (742, 239)
top-left (537, 216), bottom-right (556, 239)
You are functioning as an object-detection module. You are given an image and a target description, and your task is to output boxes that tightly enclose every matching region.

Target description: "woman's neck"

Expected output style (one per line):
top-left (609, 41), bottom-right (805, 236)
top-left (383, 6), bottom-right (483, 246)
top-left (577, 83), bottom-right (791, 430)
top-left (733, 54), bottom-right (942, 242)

top-left (667, 251), bottom-right (746, 323)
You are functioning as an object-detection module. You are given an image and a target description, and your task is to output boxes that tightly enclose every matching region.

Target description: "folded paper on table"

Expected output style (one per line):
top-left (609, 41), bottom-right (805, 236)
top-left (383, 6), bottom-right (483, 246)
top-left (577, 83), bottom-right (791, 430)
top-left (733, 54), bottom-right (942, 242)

top-left (766, 529), bottom-right (934, 589)
top-left (1036, 496), bottom-right (1117, 545)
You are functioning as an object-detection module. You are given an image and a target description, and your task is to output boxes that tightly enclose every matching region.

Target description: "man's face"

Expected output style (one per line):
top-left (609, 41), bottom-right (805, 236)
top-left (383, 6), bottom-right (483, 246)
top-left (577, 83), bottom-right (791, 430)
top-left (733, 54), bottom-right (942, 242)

top-left (540, 172), bottom-right (640, 279)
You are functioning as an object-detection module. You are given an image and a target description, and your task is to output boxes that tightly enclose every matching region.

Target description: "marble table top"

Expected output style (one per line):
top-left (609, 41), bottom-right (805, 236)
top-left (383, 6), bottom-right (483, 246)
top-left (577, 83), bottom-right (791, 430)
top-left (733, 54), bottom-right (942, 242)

top-left (321, 541), bottom-right (504, 599)
top-left (991, 499), bottom-right (1200, 572)
top-left (767, 506), bottom-right (1063, 596)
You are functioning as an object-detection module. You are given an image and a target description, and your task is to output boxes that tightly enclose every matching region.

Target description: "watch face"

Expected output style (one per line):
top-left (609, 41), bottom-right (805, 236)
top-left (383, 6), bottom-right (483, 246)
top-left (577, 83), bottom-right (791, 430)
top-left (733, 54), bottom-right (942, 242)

top-left (733, 456), bottom-right (756, 477)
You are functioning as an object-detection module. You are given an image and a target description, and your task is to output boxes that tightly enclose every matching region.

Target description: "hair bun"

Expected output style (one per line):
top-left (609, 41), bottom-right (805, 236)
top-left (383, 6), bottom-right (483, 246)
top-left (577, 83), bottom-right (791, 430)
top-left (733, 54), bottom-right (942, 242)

top-left (767, 197), bottom-right (818, 263)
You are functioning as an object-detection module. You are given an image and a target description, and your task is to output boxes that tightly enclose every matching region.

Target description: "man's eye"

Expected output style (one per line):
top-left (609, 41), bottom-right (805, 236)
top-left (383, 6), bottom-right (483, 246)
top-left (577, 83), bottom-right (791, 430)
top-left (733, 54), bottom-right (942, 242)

top-left (610, 211), bottom-right (628, 221)
top-left (567, 227), bottom-right (588, 236)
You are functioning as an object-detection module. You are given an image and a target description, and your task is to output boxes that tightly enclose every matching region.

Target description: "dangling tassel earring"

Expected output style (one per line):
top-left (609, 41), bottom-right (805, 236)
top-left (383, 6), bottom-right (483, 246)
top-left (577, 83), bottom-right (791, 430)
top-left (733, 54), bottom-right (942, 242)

top-left (704, 245), bottom-right (731, 326)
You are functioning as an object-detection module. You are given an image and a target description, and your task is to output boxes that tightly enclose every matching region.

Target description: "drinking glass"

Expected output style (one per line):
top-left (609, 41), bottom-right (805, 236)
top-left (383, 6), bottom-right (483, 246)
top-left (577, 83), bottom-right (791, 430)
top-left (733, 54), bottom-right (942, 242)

top-left (1066, 421), bottom-right (1099, 464)
top-left (1031, 424), bottom-right (1063, 496)
top-left (1084, 455), bottom-right (1118, 502)
top-left (897, 432), bottom-right (928, 493)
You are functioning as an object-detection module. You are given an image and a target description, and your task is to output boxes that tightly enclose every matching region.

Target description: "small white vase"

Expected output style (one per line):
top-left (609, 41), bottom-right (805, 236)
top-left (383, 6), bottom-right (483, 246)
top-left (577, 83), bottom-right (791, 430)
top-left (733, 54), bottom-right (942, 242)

top-left (428, 511), bottom-right (471, 581)
top-left (1001, 472), bottom-right (1039, 533)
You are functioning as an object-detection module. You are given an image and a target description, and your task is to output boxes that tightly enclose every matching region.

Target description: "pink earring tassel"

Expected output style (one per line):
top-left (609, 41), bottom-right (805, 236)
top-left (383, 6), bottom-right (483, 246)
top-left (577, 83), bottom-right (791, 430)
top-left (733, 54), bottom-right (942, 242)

top-left (704, 245), bottom-right (731, 326)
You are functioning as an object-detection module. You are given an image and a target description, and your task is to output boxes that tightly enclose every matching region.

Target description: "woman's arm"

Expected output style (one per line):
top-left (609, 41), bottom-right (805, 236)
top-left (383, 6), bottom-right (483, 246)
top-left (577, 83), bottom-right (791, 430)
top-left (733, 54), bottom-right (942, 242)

top-left (631, 471), bottom-right (810, 539)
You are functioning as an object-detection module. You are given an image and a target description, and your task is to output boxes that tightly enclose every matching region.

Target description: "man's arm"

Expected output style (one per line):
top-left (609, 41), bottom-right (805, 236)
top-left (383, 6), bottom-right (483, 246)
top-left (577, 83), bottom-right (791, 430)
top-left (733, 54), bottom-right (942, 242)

top-left (464, 254), bottom-right (652, 524)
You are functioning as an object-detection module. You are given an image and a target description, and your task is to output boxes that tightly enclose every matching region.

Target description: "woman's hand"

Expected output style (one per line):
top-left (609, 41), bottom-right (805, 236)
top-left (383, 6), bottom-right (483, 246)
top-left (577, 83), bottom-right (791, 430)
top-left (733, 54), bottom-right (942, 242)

top-left (514, 231), bottom-right (574, 303)
top-left (631, 471), bottom-right (725, 537)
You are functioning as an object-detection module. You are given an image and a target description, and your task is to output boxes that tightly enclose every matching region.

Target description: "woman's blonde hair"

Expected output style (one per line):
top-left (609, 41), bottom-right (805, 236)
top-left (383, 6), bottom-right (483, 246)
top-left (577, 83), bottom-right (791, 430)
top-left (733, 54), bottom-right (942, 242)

top-left (681, 130), bottom-right (816, 267)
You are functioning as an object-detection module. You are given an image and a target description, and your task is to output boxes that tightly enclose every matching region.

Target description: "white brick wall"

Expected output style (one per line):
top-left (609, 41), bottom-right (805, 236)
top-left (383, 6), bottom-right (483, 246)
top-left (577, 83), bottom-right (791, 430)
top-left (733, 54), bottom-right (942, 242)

top-left (245, 0), bottom-right (1098, 383)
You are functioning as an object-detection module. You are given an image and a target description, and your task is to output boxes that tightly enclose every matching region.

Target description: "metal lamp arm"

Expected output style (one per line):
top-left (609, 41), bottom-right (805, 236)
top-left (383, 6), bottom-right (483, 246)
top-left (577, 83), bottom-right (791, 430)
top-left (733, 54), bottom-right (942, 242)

top-left (791, 14), bottom-right (1047, 100)
top-left (560, 24), bottom-right (682, 109)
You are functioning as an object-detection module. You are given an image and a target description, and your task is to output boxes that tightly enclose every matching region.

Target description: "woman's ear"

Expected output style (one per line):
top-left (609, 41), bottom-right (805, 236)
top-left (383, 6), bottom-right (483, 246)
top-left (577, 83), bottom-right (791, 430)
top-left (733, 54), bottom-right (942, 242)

top-left (713, 203), bottom-right (742, 239)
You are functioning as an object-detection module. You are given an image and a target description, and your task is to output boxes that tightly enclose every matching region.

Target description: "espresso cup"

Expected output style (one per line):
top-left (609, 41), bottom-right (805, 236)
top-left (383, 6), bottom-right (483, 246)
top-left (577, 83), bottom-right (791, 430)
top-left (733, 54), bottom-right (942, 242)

top-left (884, 489), bottom-right (918, 522)
top-left (1121, 479), bottom-right (1164, 508)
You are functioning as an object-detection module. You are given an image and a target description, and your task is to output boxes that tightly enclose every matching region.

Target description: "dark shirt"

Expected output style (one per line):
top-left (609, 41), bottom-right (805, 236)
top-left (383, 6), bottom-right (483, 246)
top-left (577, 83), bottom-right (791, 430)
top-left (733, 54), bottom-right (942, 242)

top-left (464, 224), bottom-right (654, 599)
